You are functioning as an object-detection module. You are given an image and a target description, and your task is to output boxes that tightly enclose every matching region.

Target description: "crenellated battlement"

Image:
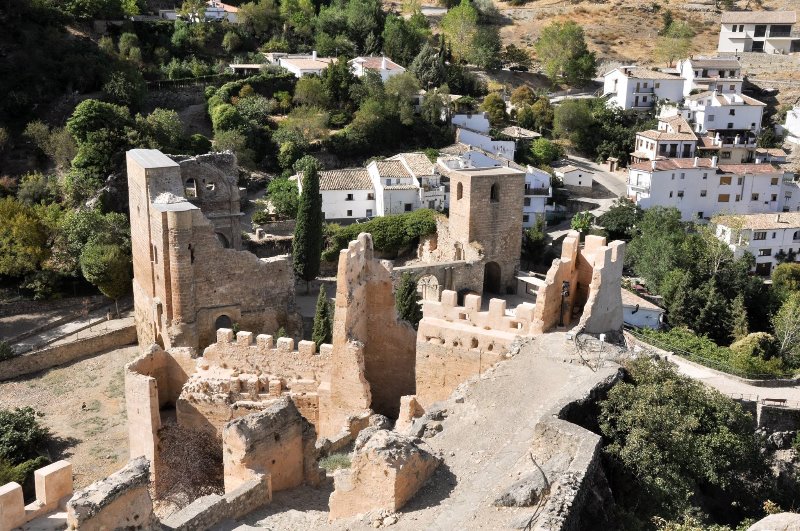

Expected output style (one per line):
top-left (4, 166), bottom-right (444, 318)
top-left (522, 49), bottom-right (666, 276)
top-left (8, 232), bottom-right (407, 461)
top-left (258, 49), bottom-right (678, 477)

top-left (421, 289), bottom-right (536, 336)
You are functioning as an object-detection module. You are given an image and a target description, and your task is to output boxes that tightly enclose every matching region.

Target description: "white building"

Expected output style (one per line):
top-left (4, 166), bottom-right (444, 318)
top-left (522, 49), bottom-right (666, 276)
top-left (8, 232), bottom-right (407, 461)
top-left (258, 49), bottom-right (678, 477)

top-left (451, 113), bottom-right (516, 160)
top-left (276, 52), bottom-right (335, 78)
top-left (715, 212), bottom-right (800, 276)
top-left (602, 66), bottom-right (685, 111)
top-left (298, 168), bottom-right (376, 221)
top-left (159, 0), bottom-right (238, 22)
top-left (622, 289), bottom-right (664, 329)
top-left (627, 157), bottom-right (790, 221)
top-left (677, 57), bottom-right (743, 96)
top-left (718, 11), bottom-right (798, 54)
top-left (553, 161), bottom-right (593, 189)
top-left (386, 152), bottom-right (447, 212)
top-left (778, 105), bottom-right (800, 144)
top-left (632, 115), bottom-right (698, 162)
top-left (660, 90), bottom-right (765, 135)
top-left (349, 56), bottom-right (406, 82)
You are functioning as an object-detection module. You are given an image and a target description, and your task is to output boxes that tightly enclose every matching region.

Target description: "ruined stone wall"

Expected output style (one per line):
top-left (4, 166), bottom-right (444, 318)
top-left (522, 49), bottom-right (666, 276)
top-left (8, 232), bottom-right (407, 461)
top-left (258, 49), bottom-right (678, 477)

top-left (221, 397), bottom-right (319, 494)
top-left (532, 232), bottom-right (624, 335)
top-left (176, 329), bottom-right (331, 436)
top-left (758, 404), bottom-right (800, 432)
top-left (318, 234), bottom-right (417, 437)
top-left (0, 460), bottom-right (73, 531)
top-left (127, 149), bottom-right (300, 352)
top-left (391, 260), bottom-right (485, 299)
top-left (415, 290), bottom-right (535, 407)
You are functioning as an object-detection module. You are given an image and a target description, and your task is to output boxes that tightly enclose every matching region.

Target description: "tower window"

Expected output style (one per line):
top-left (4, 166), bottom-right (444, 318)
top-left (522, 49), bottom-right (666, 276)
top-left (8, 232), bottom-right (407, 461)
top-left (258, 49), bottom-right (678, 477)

top-left (490, 184), bottom-right (499, 203)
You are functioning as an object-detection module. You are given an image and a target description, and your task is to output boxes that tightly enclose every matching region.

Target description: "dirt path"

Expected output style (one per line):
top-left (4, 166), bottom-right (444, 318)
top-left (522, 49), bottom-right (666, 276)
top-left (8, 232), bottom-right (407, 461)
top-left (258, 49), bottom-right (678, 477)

top-left (237, 332), bottom-right (616, 530)
top-left (0, 345), bottom-right (140, 489)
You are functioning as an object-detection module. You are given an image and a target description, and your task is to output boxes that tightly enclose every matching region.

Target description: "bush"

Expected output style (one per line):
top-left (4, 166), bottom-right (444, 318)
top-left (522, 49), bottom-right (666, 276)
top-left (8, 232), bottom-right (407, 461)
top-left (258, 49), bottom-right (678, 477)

top-left (0, 407), bottom-right (50, 464)
top-left (0, 340), bottom-right (17, 361)
top-left (251, 208), bottom-right (271, 225)
top-left (319, 453), bottom-right (351, 471)
top-left (731, 332), bottom-right (780, 361)
top-left (322, 209), bottom-right (438, 262)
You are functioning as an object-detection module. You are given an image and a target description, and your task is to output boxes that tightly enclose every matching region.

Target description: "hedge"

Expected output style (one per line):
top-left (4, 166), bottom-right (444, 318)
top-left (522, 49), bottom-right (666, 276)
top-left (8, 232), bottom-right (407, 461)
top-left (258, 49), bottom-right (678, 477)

top-left (322, 209), bottom-right (439, 262)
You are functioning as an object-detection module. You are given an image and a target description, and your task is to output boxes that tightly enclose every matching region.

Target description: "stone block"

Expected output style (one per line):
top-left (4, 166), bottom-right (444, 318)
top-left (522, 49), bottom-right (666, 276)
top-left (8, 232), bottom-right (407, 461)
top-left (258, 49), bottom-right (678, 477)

top-left (268, 380), bottom-right (282, 396)
top-left (319, 344), bottom-right (333, 356)
top-left (236, 331), bottom-right (254, 346)
top-left (488, 298), bottom-right (506, 319)
top-left (440, 290), bottom-right (458, 307)
top-left (256, 334), bottom-right (274, 349)
top-left (34, 460), bottom-right (72, 507)
top-left (217, 328), bottom-right (235, 344)
top-left (298, 340), bottom-right (316, 356)
top-left (277, 337), bottom-right (294, 352)
top-left (464, 294), bottom-right (481, 312)
top-left (0, 482), bottom-right (25, 531)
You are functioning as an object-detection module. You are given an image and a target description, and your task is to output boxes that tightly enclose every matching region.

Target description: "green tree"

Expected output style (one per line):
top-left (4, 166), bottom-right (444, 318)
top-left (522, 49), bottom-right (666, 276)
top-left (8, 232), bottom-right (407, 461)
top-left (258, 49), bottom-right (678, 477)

top-left (553, 98), bottom-right (594, 144)
top-left (267, 178), bottom-right (300, 218)
top-left (626, 207), bottom-right (689, 291)
top-left (596, 197), bottom-right (643, 240)
top-left (470, 26), bottom-right (502, 70)
top-left (66, 99), bottom-right (131, 146)
top-left (501, 44), bottom-right (531, 70)
top-left (382, 13), bottom-right (428, 67)
top-left (440, 0), bottom-right (478, 64)
top-left (385, 72), bottom-right (421, 126)
top-left (79, 242), bottom-right (132, 316)
top-left (772, 262), bottom-right (800, 295)
top-left (0, 198), bottom-right (49, 277)
top-left (395, 272), bottom-right (422, 329)
top-left (222, 30), bottom-right (242, 53)
top-left (570, 210), bottom-right (595, 234)
top-left (528, 138), bottom-right (563, 167)
top-left (410, 43), bottom-right (446, 89)
top-left (659, 9), bottom-right (674, 35)
top-left (599, 358), bottom-right (768, 525)
top-left (0, 407), bottom-right (50, 464)
top-left (312, 284), bottom-right (334, 347)
top-left (656, 21), bottom-right (695, 67)
top-left (529, 96), bottom-right (554, 132)
top-left (292, 156), bottom-right (323, 292)
top-left (481, 92), bottom-right (506, 126)
top-left (238, 0), bottom-right (281, 39)
top-left (534, 21), bottom-right (596, 86)
top-left (510, 85), bottom-right (536, 107)
top-left (730, 293), bottom-right (749, 341)
top-left (694, 279), bottom-right (732, 345)
top-left (772, 292), bottom-right (800, 364)
top-left (178, 0), bottom-right (207, 21)
top-left (293, 77), bottom-right (329, 108)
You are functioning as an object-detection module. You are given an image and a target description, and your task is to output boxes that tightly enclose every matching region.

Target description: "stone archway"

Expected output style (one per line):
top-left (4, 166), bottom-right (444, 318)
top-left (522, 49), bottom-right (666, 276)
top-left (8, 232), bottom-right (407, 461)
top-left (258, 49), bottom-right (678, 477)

top-left (483, 261), bottom-right (502, 294)
top-left (214, 314), bottom-right (233, 330)
top-left (417, 275), bottom-right (441, 301)
top-left (215, 232), bottom-right (230, 248)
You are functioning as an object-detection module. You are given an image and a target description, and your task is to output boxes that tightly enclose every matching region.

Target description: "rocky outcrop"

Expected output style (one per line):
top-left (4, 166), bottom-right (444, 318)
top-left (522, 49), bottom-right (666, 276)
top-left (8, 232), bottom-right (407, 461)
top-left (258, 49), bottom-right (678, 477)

top-left (328, 429), bottom-right (440, 519)
top-left (747, 512), bottom-right (800, 531)
top-left (66, 456), bottom-right (155, 530)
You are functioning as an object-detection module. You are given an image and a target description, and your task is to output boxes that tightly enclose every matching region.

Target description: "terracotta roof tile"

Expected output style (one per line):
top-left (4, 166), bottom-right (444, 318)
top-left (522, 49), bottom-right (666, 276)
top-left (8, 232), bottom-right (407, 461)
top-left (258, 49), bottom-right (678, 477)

top-left (318, 168), bottom-right (373, 191)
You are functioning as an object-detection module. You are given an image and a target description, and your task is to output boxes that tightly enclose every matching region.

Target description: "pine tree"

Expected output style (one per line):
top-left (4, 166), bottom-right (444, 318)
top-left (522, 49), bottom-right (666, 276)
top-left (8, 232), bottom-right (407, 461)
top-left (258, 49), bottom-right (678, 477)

top-left (312, 284), bottom-right (333, 348)
top-left (292, 156), bottom-right (323, 293)
top-left (730, 294), bottom-right (749, 342)
top-left (395, 272), bottom-right (422, 329)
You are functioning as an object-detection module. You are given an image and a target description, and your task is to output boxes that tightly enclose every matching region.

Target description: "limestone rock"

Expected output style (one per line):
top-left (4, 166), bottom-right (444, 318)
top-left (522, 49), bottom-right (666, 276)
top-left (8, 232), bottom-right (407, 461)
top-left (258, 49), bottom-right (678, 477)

top-left (748, 512), bottom-right (800, 531)
top-left (329, 430), bottom-right (441, 519)
top-left (66, 456), bottom-right (155, 530)
top-left (493, 471), bottom-right (549, 507)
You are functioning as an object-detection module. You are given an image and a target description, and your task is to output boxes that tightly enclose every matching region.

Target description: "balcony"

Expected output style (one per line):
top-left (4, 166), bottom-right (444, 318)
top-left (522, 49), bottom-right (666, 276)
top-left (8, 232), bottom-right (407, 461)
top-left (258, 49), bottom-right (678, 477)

top-left (628, 183), bottom-right (650, 193)
top-left (633, 87), bottom-right (655, 94)
top-left (525, 186), bottom-right (552, 197)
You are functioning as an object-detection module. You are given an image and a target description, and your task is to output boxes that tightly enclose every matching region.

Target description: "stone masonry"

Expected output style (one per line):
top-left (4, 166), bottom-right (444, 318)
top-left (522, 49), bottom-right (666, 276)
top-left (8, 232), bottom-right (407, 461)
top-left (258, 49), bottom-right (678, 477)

top-left (127, 149), bottom-right (300, 352)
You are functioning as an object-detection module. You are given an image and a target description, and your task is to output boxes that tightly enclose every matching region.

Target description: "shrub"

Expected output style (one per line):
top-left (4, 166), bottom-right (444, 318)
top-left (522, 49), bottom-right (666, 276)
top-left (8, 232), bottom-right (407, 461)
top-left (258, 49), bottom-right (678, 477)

top-left (251, 208), bottom-right (271, 225)
top-left (0, 340), bottom-right (17, 362)
top-left (319, 453), bottom-right (351, 471)
top-left (731, 332), bottom-right (780, 361)
top-left (0, 407), bottom-right (50, 464)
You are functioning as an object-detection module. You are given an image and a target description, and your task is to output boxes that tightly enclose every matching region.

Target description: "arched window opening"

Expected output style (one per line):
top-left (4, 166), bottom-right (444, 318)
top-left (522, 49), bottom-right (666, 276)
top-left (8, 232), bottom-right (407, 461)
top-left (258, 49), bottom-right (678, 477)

top-left (456, 182), bottom-right (463, 200)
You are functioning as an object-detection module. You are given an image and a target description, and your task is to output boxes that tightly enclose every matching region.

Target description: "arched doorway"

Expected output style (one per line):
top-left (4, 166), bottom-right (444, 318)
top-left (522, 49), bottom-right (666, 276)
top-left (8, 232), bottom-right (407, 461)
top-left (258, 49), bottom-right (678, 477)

top-left (483, 261), bottom-right (501, 294)
top-left (417, 275), bottom-right (440, 301)
top-left (215, 314), bottom-right (232, 330)
top-left (215, 232), bottom-right (230, 248)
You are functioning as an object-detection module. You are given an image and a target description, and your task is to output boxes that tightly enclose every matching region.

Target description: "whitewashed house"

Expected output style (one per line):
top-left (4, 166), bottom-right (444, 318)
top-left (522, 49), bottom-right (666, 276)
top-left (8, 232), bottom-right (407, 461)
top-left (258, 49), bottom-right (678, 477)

top-left (349, 56), bottom-right (406, 82)
top-left (627, 157), bottom-right (790, 221)
top-left (159, 0), bottom-right (238, 22)
top-left (553, 161), bottom-right (593, 190)
top-left (451, 113), bottom-right (516, 160)
top-left (367, 160), bottom-right (423, 216)
top-left (277, 52), bottom-right (335, 78)
top-left (631, 115), bottom-right (698, 162)
top-left (715, 212), bottom-right (800, 276)
top-left (778, 105), bottom-right (800, 144)
top-left (718, 11), bottom-right (798, 54)
top-left (602, 66), bottom-right (685, 110)
top-left (677, 57), bottom-right (743, 96)
top-left (386, 152), bottom-right (447, 211)
top-left (296, 168), bottom-right (376, 221)
top-left (622, 289), bottom-right (664, 329)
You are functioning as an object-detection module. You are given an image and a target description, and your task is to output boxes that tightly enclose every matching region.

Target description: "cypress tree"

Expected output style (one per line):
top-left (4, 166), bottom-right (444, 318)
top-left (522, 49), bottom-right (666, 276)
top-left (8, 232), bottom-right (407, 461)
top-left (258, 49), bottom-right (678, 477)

top-left (292, 156), bottom-right (323, 293)
top-left (730, 293), bottom-right (749, 342)
top-left (395, 272), bottom-right (422, 329)
top-left (312, 284), bottom-right (333, 348)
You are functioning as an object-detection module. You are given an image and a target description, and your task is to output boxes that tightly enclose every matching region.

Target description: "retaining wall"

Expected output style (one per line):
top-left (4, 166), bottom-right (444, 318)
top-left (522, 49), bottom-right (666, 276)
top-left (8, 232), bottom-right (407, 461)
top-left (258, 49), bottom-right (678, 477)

top-left (0, 324), bottom-right (137, 381)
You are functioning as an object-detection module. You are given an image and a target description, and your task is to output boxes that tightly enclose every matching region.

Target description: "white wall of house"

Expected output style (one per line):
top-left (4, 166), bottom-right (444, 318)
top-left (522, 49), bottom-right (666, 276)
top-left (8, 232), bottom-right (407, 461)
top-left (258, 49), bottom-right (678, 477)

top-left (716, 220), bottom-right (800, 275)
top-left (456, 129), bottom-right (516, 160)
top-left (628, 165), bottom-right (786, 221)
top-left (452, 113), bottom-right (491, 133)
top-left (718, 22), bottom-right (796, 53)
top-left (778, 106), bottom-right (800, 144)
top-left (603, 69), bottom-right (684, 110)
top-left (558, 169), bottom-right (592, 188)
top-left (688, 97), bottom-right (764, 134)
top-left (677, 59), bottom-right (743, 96)
top-left (318, 190), bottom-right (376, 220)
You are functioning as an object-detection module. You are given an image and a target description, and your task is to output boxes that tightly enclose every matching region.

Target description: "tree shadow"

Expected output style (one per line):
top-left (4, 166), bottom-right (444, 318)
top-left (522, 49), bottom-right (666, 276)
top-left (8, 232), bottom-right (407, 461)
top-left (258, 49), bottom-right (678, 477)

top-left (48, 434), bottom-right (80, 461)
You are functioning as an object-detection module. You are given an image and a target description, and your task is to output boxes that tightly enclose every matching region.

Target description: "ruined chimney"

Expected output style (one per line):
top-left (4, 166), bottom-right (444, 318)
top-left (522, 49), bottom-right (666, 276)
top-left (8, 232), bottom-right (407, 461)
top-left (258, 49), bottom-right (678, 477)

top-left (711, 155), bottom-right (718, 168)
top-left (381, 56), bottom-right (388, 70)
top-left (312, 50), bottom-right (317, 61)
top-left (693, 156), bottom-right (699, 167)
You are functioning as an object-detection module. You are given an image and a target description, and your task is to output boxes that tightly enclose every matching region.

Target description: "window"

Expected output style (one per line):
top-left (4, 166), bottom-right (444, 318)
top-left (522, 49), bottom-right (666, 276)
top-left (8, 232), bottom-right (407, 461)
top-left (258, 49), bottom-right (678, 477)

top-left (677, 190), bottom-right (685, 198)
top-left (655, 82), bottom-right (661, 88)
top-left (642, 96), bottom-right (648, 103)
top-left (793, 231), bottom-right (800, 241)
top-left (404, 203), bottom-right (412, 212)
top-left (751, 193), bottom-right (759, 201)
top-left (772, 232), bottom-right (777, 239)
top-left (347, 209), bottom-right (353, 217)
top-left (729, 109), bottom-right (736, 115)
top-left (490, 184), bottom-right (499, 202)
top-left (643, 82), bottom-right (648, 88)
top-left (660, 144), bottom-right (667, 154)
top-left (727, 123), bottom-right (734, 129)
top-left (753, 231), bottom-right (767, 240)
top-left (709, 115), bottom-right (715, 122)
top-left (703, 173), bottom-right (708, 179)
top-left (680, 172), bottom-right (685, 179)
top-left (669, 191), bottom-right (674, 198)
top-left (736, 194), bottom-right (741, 202)
top-left (718, 194), bottom-right (730, 202)
top-left (700, 190), bottom-right (707, 197)
top-left (771, 177), bottom-right (779, 186)
top-left (729, 85), bottom-right (735, 91)
top-left (721, 151), bottom-right (731, 159)
top-left (523, 214), bottom-right (529, 223)
top-left (346, 193), bottom-right (354, 201)
top-left (366, 209), bottom-right (373, 217)
top-left (367, 193), bottom-right (375, 200)
top-left (524, 197), bottom-right (531, 207)
top-left (720, 176), bottom-right (732, 185)
top-left (456, 182), bottom-right (463, 200)
top-left (698, 211), bottom-right (704, 219)
top-left (758, 248), bottom-right (772, 257)
top-left (772, 194), bottom-right (778, 202)
top-left (671, 174), bottom-right (675, 180)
